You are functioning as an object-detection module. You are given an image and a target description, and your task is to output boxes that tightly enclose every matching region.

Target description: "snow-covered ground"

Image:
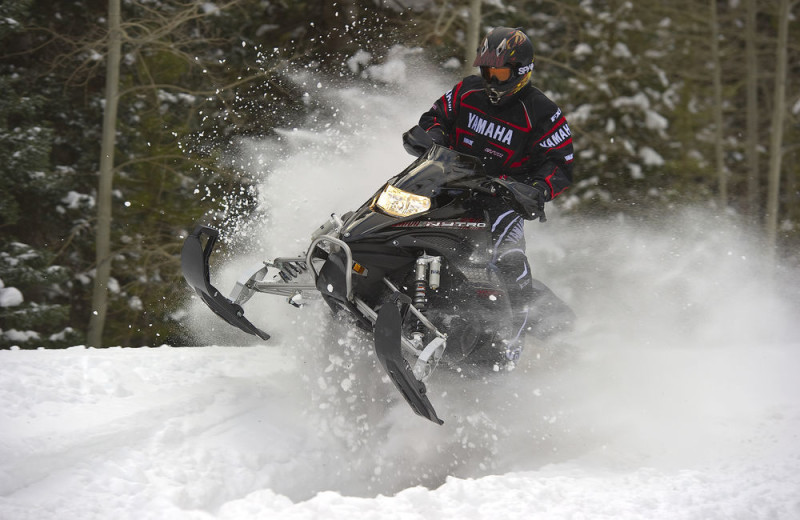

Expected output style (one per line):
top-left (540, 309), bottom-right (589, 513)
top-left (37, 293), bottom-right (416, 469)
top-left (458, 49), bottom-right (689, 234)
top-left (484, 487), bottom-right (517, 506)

top-left (2, 275), bottom-right (799, 519)
top-left (3, 54), bottom-right (800, 519)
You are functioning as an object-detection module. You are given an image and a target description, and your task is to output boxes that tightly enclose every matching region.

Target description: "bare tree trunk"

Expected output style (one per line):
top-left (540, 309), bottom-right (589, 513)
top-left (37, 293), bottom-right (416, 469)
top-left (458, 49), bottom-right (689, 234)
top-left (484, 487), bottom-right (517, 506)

top-left (745, 0), bottom-right (760, 216)
top-left (787, 150), bottom-right (798, 225)
top-left (710, 0), bottom-right (727, 207)
top-left (462, 0), bottom-right (482, 78)
top-left (765, 0), bottom-right (792, 252)
top-left (87, 0), bottom-right (121, 347)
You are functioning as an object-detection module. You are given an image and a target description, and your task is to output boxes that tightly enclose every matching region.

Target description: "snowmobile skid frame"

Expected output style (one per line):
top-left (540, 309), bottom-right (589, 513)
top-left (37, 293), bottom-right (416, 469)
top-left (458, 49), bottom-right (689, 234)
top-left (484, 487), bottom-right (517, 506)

top-left (181, 223), bottom-right (446, 424)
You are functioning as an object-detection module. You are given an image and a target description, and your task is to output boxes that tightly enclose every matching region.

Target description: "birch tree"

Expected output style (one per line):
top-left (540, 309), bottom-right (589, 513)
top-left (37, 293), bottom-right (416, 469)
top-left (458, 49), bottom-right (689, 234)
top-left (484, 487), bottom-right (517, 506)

top-left (765, 0), bottom-right (795, 251)
top-left (462, 0), bottom-right (482, 77)
top-left (744, 0), bottom-right (760, 216)
top-left (709, 0), bottom-right (727, 207)
top-left (87, 0), bottom-right (121, 347)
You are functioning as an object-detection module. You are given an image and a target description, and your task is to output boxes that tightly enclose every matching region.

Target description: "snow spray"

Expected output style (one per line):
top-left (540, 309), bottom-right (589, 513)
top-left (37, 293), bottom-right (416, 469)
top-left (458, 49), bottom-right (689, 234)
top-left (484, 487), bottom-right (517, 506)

top-left (184, 50), bottom-right (800, 500)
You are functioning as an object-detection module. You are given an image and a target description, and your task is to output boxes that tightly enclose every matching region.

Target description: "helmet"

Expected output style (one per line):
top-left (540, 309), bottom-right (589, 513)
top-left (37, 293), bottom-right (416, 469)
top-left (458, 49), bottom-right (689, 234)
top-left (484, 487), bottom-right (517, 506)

top-left (473, 27), bottom-right (534, 104)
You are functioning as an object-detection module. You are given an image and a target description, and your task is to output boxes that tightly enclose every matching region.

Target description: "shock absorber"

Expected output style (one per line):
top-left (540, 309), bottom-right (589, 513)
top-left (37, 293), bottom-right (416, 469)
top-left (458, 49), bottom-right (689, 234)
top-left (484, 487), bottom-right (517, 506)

top-left (413, 257), bottom-right (428, 311)
top-left (428, 257), bottom-right (441, 290)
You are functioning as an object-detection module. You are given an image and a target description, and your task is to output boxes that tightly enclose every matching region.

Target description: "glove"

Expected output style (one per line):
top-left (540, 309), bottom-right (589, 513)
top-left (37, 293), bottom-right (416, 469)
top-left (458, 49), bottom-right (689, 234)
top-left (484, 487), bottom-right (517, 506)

top-left (497, 180), bottom-right (549, 221)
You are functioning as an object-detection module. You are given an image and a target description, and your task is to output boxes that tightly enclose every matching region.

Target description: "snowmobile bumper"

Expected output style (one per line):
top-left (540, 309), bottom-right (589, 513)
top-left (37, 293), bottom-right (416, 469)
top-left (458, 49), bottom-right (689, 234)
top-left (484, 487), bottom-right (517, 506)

top-left (181, 225), bottom-right (271, 340)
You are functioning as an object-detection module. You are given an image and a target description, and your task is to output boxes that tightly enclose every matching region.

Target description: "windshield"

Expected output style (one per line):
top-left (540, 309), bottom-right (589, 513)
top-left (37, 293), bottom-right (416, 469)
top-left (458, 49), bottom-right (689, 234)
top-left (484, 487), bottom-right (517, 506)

top-left (392, 145), bottom-right (487, 197)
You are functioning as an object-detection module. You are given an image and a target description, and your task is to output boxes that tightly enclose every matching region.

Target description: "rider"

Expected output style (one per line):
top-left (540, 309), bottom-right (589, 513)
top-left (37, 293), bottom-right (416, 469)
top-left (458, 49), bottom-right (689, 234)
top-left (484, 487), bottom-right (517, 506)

top-left (405, 27), bottom-right (574, 362)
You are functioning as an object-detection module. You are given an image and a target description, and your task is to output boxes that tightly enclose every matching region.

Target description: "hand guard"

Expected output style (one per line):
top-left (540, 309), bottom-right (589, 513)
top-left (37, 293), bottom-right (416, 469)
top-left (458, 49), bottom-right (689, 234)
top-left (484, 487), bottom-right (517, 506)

top-left (492, 179), bottom-right (549, 222)
top-left (403, 125), bottom-right (449, 157)
top-left (403, 125), bottom-right (435, 157)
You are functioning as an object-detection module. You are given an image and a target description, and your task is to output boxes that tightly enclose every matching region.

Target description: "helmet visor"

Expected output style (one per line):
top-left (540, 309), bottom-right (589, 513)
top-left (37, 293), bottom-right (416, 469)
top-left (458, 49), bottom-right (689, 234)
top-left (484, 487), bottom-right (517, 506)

top-left (480, 66), bottom-right (512, 83)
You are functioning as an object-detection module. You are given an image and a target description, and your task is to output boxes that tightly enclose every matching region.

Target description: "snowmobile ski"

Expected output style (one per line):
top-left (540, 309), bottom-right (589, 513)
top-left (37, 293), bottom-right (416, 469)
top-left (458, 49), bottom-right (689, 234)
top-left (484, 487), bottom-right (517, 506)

top-left (181, 226), bottom-right (270, 340)
top-left (374, 297), bottom-right (444, 425)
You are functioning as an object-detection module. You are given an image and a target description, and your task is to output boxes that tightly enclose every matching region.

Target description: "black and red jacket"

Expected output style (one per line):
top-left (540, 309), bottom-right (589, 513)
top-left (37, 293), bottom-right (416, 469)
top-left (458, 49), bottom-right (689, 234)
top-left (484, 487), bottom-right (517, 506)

top-left (419, 75), bottom-right (574, 200)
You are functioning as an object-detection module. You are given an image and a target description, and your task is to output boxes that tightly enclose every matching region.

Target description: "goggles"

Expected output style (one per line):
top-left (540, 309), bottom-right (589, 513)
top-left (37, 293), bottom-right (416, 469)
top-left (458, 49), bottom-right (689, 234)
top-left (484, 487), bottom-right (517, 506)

top-left (480, 66), bottom-right (512, 83)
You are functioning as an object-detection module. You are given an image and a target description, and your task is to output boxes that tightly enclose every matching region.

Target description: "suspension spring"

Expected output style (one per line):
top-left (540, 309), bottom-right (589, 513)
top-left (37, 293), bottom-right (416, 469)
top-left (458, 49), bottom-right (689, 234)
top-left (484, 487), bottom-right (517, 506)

top-left (413, 279), bottom-right (428, 311)
top-left (412, 258), bottom-right (428, 311)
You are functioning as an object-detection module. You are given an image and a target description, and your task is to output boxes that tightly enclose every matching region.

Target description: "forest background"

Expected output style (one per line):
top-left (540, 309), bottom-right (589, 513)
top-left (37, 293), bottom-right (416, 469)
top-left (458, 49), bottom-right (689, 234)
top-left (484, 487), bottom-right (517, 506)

top-left (1, 0), bottom-right (798, 349)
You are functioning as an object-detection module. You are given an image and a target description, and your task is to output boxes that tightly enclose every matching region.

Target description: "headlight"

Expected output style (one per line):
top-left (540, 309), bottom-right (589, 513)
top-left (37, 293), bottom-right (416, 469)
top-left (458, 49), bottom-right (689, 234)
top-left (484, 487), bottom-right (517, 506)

top-left (374, 184), bottom-right (431, 217)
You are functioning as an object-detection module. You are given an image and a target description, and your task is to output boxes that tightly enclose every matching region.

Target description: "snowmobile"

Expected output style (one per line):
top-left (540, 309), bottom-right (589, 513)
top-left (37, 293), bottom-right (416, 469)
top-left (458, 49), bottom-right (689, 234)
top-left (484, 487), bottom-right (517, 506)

top-left (181, 127), bottom-right (573, 425)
